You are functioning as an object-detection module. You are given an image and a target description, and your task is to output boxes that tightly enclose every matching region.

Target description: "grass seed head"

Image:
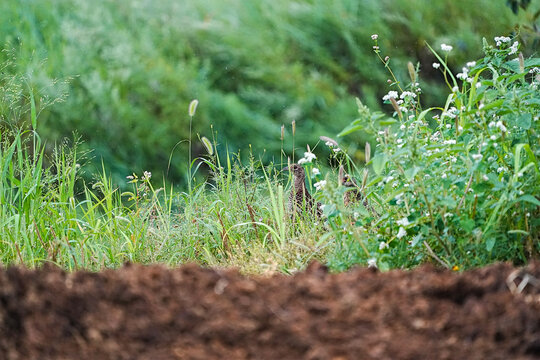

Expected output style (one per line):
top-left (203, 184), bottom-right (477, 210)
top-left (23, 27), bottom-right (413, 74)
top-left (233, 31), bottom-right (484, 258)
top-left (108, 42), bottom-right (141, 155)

top-left (189, 99), bottom-right (199, 117)
top-left (407, 61), bottom-right (416, 83)
top-left (201, 136), bottom-right (213, 155)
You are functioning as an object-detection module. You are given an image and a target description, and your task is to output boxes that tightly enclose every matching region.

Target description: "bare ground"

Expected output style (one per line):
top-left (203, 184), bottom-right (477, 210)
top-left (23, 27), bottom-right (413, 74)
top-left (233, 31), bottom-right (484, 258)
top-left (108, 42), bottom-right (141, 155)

top-left (0, 261), bottom-right (539, 360)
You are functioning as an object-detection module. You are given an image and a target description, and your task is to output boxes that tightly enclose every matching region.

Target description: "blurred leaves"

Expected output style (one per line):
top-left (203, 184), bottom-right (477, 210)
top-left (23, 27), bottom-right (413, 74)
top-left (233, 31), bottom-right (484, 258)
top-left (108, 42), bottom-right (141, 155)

top-left (0, 0), bottom-right (537, 187)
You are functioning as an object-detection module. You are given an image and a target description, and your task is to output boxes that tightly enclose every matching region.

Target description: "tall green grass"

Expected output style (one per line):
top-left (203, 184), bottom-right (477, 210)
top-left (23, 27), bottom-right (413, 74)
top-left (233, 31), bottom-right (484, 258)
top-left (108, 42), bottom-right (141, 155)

top-left (0, 28), bottom-right (538, 273)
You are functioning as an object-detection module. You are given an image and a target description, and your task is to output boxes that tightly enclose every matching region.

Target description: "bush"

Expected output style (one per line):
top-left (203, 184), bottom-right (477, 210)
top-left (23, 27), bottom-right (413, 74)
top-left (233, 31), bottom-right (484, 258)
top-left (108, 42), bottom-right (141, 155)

top-left (322, 36), bottom-right (540, 270)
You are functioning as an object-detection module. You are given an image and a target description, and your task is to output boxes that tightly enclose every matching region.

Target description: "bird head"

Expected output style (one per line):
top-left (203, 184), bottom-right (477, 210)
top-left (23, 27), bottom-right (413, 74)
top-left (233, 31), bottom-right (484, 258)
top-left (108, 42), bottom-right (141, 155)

top-left (339, 165), bottom-right (357, 186)
top-left (282, 163), bottom-right (305, 179)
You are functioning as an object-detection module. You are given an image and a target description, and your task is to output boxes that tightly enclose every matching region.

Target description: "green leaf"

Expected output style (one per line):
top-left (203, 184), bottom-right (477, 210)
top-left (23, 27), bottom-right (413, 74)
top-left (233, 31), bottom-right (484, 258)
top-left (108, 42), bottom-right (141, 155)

top-left (29, 88), bottom-right (37, 130)
top-left (486, 237), bottom-right (495, 252)
top-left (515, 195), bottom-right (540, 207)
top-left (482, 99), bottom-right (504, 111)
top-left (338, 120), bottom-right (363, 137)
top-left (404, 166), bottom-right (420, 181)
top-left (460, 218), bottom-right (475, 232)
top-left (371, 153), bottom-right (387, 175)
top-left (516, 113), bottom-right (532, 130)
top-left (379, 118), bottom-right (397, 126)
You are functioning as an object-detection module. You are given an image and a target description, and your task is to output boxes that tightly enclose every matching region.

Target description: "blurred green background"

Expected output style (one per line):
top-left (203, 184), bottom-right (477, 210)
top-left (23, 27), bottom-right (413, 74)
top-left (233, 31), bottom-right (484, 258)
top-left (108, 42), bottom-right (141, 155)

top-left (1, 0), bottom-right (538, 186)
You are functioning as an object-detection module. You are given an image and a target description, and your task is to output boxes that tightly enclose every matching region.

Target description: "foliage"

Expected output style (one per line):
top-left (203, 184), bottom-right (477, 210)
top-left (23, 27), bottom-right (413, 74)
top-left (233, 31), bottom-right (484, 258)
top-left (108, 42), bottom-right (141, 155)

top-left (0, 0), bottom-right (537, 186)
top-left (323, 36), bottom-right (540, 271)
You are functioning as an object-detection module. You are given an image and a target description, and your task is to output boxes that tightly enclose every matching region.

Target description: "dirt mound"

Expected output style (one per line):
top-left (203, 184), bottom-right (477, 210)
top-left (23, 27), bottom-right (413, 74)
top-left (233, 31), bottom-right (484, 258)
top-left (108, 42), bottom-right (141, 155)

top-left (0, 262), bottom-right (539, 360)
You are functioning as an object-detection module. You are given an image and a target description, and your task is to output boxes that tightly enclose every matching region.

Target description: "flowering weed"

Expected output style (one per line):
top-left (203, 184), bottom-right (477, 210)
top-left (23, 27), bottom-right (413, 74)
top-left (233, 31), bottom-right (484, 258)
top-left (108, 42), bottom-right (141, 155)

top-left (324, 36), bottom-right (539, 270)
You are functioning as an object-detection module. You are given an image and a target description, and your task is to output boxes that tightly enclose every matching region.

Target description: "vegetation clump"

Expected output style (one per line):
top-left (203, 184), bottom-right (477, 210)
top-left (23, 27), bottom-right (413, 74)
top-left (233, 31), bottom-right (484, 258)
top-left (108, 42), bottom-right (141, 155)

top-left (0, 35), bottom-right (538, 273)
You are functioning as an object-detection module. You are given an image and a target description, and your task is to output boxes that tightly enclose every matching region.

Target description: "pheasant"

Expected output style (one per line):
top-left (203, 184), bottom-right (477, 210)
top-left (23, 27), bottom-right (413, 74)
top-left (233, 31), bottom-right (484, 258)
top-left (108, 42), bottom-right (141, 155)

top-left (339, 166), bottom-right (366, 207)
top-left (282, 163), bottom-right (322, 218)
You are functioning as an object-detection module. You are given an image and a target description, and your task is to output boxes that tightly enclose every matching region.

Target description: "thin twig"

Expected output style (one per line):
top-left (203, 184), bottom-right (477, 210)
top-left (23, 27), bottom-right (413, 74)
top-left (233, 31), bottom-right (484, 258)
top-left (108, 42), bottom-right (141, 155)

top-left (423, 241), bottom-right (450, 269)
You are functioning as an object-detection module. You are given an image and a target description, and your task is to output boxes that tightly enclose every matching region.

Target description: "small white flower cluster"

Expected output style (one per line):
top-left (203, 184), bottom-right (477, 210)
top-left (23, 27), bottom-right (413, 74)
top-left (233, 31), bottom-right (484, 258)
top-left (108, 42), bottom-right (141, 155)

top-left (456, 67), bottom-right (470, 81)
top-left (441, 43), bottom-right (453, 52)
top-left (466, 61), bottom-right (476, 68)
top-left (396, 217), bottom-right (410, 226)
top-left (400, 91), bottom-right (417, 99)
top-left (312, 168), bottom-right (320, 175)
top-left (142, 171), bottom-right (152, 181)
top-left (442, 106), bottom-right (459, 119)
top-left (432, 62), bottom-right (441, 69)
top-left (382, 90), bottom-right (399, 101)
top-left (488, 121), bottom-right (507, 132)
top-left (379, 241), bottom-right (389, 250)
top-left (367, 258), bottom-right (377, 268)
top-left (371, 34), bottom-right (378, 40)
top-left (494, 36), bottom-right (511, 46)
top-left (508, 41), bottom-right (519, 55)
top-left (397, 227), bottom-right (407, 238)
top-left (472, 153), bottom-right (483, 161)
top-left (443, 139), bottom-right (457, 145)
top-left (297, 151), bottom-right (317, 164)
top-left (314, 180), bottom-right (326, 190)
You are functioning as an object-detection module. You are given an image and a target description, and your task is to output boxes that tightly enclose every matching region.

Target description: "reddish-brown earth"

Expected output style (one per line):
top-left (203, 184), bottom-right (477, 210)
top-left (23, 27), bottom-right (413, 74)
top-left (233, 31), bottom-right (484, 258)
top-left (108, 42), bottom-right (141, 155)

top-left (0, 261), bottom-right (539, 360)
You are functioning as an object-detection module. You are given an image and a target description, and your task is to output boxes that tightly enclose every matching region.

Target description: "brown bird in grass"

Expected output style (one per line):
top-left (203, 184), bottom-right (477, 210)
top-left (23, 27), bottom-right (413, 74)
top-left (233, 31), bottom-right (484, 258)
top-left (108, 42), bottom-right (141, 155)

top-left (283, 163), bottom-right (322, 218)
top-left (339, 165), bottom-right (366, 207)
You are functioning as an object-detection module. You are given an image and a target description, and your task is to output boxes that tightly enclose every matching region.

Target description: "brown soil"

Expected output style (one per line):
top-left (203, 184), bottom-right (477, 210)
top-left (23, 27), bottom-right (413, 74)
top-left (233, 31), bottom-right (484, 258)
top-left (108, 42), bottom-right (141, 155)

top-left (0, 261), bottom-right (539, 360)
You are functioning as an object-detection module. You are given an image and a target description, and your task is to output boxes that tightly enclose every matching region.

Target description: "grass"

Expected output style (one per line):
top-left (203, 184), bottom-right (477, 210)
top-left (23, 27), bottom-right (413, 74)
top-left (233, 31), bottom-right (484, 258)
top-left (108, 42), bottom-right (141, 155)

top-left (1, 0), bottom-right (537, 187)
top-left (0, 32), bottom-right (538, 274)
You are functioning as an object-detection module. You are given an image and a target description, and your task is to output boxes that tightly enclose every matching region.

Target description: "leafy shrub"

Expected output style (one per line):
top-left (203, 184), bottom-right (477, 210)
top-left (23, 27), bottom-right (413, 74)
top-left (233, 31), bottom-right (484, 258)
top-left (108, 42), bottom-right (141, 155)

top-left (322, 36), bottom-right (540, 270)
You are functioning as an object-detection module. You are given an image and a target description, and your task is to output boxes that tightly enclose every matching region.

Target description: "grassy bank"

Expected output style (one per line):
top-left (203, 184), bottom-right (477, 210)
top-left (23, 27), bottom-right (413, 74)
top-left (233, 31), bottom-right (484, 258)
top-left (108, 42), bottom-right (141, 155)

top-left (1, 36), bottom-right (538, 273)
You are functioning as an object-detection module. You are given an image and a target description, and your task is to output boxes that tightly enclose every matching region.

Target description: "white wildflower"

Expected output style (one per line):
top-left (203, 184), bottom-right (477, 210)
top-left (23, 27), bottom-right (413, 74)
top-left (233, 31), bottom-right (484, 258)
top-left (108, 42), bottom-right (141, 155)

top-left (312, 168), bottom-right (320, 175)
top-left (400, 91), bottom-right (417, 99)
top-left (472, 154), bottom-right (483, 161)
top-left (508, 41), bottom-right (519, 55)
top-left (397, 227), bottom-right (407, 239)
top-left (371, 34), bottom-right (378, 40)
top-left (379, 242), bottom-right (389, 250)
top-left (496, 121), bottom-right (507, 132)
top-left (382, 91), bottom-right (399, 101)
top-left (432, 62), bottom-right (441, 69)
top-left (494, 36), bottom-right (511, 46)
top-left (367, 258), bottom-right (378, 268)
top-left (482, 174), bottom-right (489, 181)
top-left (441, 173), bottom-right (447, 179)
top-left (441, 43), bottom-right (453, 52)
top-left (304, 151), bottom-right (317, 162)
top-left (466, 61), bottom-right (476, 68)
top-left (314, 180), bottom-right (327, 190)
top-left (396, 217), bottom-right (410, 226)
